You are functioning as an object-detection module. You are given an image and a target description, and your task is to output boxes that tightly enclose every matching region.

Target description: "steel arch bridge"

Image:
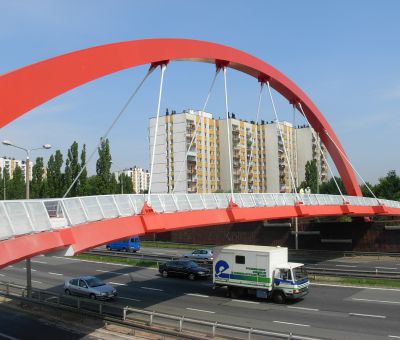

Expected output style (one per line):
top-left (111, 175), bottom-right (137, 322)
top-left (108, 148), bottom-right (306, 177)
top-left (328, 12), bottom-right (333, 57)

top-left (1, 39), bottom-right (399, 268)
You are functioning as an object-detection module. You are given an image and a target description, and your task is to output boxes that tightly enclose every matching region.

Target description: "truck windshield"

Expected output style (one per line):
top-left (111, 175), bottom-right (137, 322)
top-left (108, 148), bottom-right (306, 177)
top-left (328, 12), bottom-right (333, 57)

top-left (292, 266), bottom-right (308, 281)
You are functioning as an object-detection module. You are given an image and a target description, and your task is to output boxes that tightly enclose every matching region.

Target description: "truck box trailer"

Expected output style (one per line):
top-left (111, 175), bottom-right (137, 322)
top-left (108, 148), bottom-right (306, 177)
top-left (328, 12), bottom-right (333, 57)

top-left (213, 245), bottom-right (309, 303)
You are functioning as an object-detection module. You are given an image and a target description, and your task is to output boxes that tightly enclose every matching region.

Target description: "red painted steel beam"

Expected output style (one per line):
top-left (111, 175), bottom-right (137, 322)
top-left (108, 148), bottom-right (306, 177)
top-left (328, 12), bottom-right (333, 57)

top-left (0, 38), bottom-right (360, 196)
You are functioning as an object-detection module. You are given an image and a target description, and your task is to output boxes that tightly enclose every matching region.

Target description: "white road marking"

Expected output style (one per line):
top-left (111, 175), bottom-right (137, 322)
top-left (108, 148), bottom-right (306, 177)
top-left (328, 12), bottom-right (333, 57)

top-left (48, 272), bottom-right (63, 276)
top-left (231, 299), bottom-right (259, 304)
top-left (118, 296), bottom-right (141, 302)
top-left (22, 268), bottom-right (36, 272)
top-left (273, 321), bottom-right (310, 327)
top-left (287, 306), bottom-right (319, 311)
top-left (96, 269), bottom-right (129, 276)
top-left (311, 282), bottom-right (400, 292)
top-left (185, 293), bottom-right (209, 298)
top-left (0, 331), bottom-right (19, 340)
top-left (186, 307), bottom-right (215, 314)
top-left (140, 286), bottom-right (163, 291)
top-left (349, 312), bottom-right (386, 319)
top-left (0, 274), bottom-right (4, 277)
top-left (352, 298), bottom-right (400, 305)
top-left (375, 267), bottom-right (397, 270)
top-left (109, 282), bottom-right (127, 286)
top-left (335, 264), bottom-right (357, 268)
top-left (31, 260), bottom-right (47, 264)
top-left (32, 280), bottom-right (42, 284)
top-left (389, 335), bottom-right (400, 338)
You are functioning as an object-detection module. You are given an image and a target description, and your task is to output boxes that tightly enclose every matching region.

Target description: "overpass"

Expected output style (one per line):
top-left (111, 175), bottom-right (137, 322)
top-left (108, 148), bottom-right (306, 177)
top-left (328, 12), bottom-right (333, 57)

top-left (0, 193), bottom-right (400, 268)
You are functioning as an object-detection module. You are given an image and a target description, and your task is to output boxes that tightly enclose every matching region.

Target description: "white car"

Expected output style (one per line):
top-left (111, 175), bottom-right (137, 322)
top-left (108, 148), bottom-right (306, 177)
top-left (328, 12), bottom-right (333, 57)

top-left (183, 249), bottom-right (213, 261)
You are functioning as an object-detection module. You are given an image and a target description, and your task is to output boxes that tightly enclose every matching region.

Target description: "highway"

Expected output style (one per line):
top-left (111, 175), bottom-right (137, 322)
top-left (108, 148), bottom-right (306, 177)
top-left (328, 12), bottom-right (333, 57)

top-left (1, 254), bottom-right (400, 339)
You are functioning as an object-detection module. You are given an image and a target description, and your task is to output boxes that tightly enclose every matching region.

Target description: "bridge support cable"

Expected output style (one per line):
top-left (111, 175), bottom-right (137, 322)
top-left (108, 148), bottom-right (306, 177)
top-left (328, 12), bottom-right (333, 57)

top-left (223, 67), bottom-right (234, 201)
top-left (323, 128), bottom-right (380, 203)
top-left (62, 67), bottom-right (156, 199)
top-left (172, 68), bottom-right (221, 194)
top-left (266, 81), bottom-right (300, 202)
top-left (245, 83), bottom-right (264, 192)
top-left (148, 64), bottom-right (167, 204)
top-left (297, 103), bottom-right (346, 202)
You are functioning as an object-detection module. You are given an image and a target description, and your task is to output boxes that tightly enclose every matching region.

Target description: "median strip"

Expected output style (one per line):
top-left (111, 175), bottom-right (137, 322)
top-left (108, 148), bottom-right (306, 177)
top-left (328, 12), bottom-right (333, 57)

top-left (349, 312), bottom-right (386, 319)
top-left (118, 296), bottom-right (141, 302)
top-left (273, 321), bottom-right (310, 327)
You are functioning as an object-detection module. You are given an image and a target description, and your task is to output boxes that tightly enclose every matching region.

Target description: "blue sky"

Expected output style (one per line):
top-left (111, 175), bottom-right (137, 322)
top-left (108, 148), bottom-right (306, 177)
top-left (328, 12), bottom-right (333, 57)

top-left (1, 0), bottom-right (399, 184)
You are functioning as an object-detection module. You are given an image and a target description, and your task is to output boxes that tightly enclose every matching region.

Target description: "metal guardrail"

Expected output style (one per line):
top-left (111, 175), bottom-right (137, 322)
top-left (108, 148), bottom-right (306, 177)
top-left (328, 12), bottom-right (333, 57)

top-left (0, 281), bottom-right (323, 340)
top-left (1, 193), bottom-right (399, 241)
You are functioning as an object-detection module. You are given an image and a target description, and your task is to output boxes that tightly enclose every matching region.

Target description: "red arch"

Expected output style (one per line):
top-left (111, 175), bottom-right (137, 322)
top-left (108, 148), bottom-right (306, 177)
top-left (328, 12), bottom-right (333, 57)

top-left (0, 38), bottom-right (361, 196)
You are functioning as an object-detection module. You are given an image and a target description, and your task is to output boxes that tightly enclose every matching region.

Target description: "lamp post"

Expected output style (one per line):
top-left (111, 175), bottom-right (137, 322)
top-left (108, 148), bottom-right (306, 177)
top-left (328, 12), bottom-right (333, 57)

top-left (2, 140), bottom-right (51, 297)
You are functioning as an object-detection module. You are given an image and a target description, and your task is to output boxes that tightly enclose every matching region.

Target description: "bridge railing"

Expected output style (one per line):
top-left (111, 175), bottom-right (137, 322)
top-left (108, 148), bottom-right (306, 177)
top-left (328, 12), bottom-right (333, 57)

top-left (0, 193), bottom-right (399, 241)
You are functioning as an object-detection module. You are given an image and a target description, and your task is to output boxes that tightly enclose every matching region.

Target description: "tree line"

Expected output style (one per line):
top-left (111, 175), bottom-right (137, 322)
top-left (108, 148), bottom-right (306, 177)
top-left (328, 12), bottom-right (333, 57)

top-left (0, 138), bottom-right (133, 200)
top-left (300, 159), bottom-right (400, 201)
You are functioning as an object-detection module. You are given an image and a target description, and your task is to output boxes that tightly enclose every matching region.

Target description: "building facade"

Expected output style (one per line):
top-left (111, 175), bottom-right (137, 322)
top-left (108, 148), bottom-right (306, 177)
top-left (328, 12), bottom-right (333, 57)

top-left (114, 166), bottom-right (150, 193)
top-left (149, 110), bottom-right (328, 194)
top-left (0, 157), bottom-right (33, 182)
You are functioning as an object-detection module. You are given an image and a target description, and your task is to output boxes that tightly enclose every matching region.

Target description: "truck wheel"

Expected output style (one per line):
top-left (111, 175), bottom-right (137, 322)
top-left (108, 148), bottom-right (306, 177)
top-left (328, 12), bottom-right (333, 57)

top-left (89, 293), bottom-right (96, 300)
top-left (273, 291), bottom-right (286, 304)
top-left (162, 270), bottom-right (168, 278)
top-left (229, 287), bottom-right (243, 299)
top-left (64, 289), bottom-right (71, 295)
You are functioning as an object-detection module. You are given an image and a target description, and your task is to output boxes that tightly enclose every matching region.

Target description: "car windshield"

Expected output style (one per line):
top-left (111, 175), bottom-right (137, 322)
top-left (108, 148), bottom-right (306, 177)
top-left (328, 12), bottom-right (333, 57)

top-left (86, 277), bottom-right (106, 287)
top-left (292, 266), bottom-right (308, 281)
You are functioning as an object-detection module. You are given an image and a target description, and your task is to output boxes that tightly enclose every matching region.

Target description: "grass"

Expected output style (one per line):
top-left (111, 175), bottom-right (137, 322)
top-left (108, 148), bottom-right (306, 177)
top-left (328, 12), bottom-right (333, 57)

top-left (76, 253), bottom-right (159, 268)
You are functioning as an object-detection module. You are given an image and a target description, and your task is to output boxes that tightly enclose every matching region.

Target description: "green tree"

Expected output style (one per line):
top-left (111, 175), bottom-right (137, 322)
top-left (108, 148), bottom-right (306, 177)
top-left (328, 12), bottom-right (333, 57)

top-left (117, 173), bottom-right (133, 194)
top-left (9, 165), bottom-right (25, 199)
top-left (299, 159), bottom-right (318, 193)
top-left (64, 141), bottom-right (81, 197)
top-left (47, 150), bottom-right (64, 198)
top-left (95, 138), bottom-right (112, 195)
top-left (31, 157), bottom-right (46, 198)
top-left (319, 176), bottom-right (346, 195)
top-left (375, 170), bottom-right (400, 200)
top-left (78, 144), bottom-right (89, 196)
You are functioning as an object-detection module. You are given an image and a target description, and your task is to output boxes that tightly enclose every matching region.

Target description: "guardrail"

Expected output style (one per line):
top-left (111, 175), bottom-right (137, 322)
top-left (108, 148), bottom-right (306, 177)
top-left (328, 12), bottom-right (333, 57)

top-left (0, 281), bottom-right (322, 340)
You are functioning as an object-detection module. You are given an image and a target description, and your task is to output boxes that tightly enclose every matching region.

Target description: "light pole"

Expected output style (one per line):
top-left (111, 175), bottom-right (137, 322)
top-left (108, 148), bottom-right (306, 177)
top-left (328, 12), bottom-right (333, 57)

top-left (2, 140), bottom-right (51, 297)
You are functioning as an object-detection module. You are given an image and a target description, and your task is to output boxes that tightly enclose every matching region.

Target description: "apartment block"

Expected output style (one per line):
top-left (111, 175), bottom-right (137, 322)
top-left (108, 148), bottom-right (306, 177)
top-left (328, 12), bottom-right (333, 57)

top-left (149, 110), bottom-right (328, 194)
top-left (114, 166), bottom-right (150, 193)
top-left (0, 157), bottom-right (33, 182)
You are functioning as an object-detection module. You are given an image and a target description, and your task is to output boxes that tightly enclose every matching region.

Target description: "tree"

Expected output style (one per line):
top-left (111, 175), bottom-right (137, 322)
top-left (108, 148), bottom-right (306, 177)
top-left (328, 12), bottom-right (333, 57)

top-left (319, 176), bottom-right (346, 195)
top-left (117, 173), bottom-right (133, 194)
top-left (299, 159), bottom-right (318, 193)
top-left (31, 157), bottom-right (46, 198)
top-left (95, 138), bottom-right (112, 195)
top-left (79, 144), bottom-right (89, 196)
top-left (374, 170), bottom-right (400, 201)
top-left (9, 165), bottom-right (25, 199)
top-left (47, 150), bottom-right (64, 198)
top-left (64, 141), bottom-right (81, 197)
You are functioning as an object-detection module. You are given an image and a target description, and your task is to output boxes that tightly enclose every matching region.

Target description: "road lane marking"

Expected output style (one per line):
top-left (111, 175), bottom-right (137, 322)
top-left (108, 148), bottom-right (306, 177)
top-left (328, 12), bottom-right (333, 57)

top-left (375, 267), bottom-right (397, 270)
top-left (311, 282), bottom-right (400, 291)
top-left (140, 286), bottom-right (163, 291)
top-left (32, 280), bottom-right (43, 284)
top-left (335, 265), bottom-right (357, 268)
top-left (273, 321), bottom-right (310, 327)
top-left (109, 282), bottom-right (127, 286)
top-left (185, 293), bottom-right (209, 298)
top-left (231, 299), bottom-right (259, 304)
top-left (349, 312), bottom-right (386, 319)
top-left (31, 260), bottom-right (47, 264)
top-left (389, 335), bottom-right (400, 338)
top-left (48, 272), bottom-right (63, 276)
top-left (118, 296), bottom-right (141, 302)
top-left (0, 274), bottom-right (4, 277)
top-left (22, 268), bottom-right (36, 272)
top-left (96, 269), bottom-right (129, 276)
top-left (352, 298), bottom-right (400, 304)
top-left (287, 306), bottom-right (319, 311)
top-left (0, 331), bottom-right (19, 340)
top-left (186, 307), bottom-right (215, 314)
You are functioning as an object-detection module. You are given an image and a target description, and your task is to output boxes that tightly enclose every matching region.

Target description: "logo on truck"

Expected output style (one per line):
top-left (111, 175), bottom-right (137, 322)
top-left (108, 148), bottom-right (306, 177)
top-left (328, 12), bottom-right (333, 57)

top-left (215, 260), bottom-right (229, 278)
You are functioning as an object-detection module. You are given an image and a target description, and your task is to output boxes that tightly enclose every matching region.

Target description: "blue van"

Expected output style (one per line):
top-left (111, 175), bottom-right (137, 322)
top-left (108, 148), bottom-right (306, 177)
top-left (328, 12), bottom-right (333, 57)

top-left (106, 236), bottom-right (141, 252)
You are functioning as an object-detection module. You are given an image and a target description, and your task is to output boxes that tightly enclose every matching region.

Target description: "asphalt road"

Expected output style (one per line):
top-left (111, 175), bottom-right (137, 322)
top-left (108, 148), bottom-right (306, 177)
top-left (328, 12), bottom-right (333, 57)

top-left (1, 254), bottom-right (400, 339)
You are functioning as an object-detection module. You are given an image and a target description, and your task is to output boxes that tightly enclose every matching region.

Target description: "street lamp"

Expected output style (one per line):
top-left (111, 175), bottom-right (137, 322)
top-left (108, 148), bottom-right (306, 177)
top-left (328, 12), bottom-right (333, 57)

top-left (2, 140), bottom-right (52, 297)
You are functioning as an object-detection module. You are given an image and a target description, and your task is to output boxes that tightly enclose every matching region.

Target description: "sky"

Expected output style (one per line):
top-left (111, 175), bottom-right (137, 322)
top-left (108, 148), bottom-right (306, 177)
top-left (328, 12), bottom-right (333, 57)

top-left (0, 0), bottom-right (399, 184)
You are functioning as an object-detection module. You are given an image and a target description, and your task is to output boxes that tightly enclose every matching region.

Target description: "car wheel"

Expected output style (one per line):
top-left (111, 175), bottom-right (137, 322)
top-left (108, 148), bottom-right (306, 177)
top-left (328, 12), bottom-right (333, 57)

top-left (89, 293), bottom-right (96, 300)
top-left (122, 248), bottom-right (127, 252)
top-left (106, 246), bottom-right (111, 251)
top-left (162, 270), bottom-right (168, 278)
top-left (273, 291), bottom-right (286, 304)
top-left (188, 273), bottom-right (196, 281)
top-left (65, 289), bottom-right (71, 295)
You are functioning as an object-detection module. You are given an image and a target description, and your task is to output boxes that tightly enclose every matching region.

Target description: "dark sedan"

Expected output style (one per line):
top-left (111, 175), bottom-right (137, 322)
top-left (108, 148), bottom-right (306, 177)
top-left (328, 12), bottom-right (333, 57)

top-left (159, 260), bottom-right (210, 281)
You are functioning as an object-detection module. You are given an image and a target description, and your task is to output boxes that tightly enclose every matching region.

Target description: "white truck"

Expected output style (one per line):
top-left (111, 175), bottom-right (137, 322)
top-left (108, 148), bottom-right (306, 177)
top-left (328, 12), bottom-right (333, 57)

top-left (213, 245), bottom-right (309, 303)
